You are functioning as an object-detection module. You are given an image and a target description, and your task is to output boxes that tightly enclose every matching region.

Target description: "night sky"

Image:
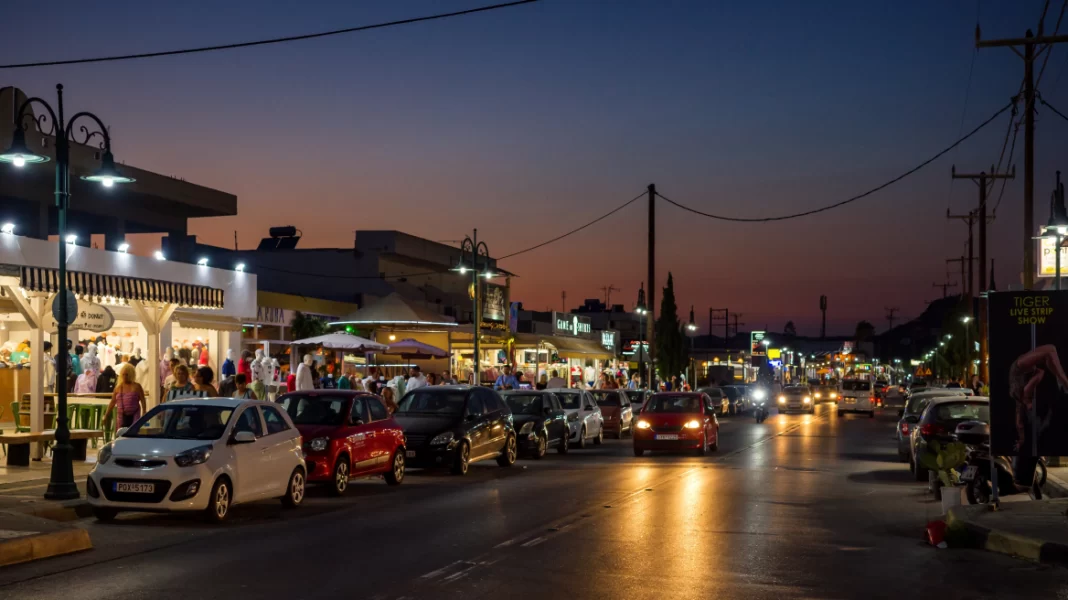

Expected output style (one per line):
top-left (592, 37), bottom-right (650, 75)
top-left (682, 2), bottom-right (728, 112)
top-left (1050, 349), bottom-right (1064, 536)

top-left (2, 1), bottom-right (1064, 335)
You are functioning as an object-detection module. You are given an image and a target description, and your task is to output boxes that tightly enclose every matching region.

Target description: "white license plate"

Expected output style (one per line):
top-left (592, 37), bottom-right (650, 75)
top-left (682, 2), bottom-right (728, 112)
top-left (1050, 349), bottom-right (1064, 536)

top-left (114, 482), bottom-right (154, 494)
top-left (844, 398), bottom-right (856, 404)
top-left (960, 465), bottom-right (978, 482)
top-left (655, 434), bottom-right (679, 441)
top-left (406, 451), bottom-right (416, 458)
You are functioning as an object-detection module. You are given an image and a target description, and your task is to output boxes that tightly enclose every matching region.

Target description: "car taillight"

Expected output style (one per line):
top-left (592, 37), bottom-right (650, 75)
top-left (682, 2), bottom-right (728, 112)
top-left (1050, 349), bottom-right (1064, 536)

top-left (920, 423), bottom-right (946, 437)
top-left (900, 421), bottom-right (909, 435)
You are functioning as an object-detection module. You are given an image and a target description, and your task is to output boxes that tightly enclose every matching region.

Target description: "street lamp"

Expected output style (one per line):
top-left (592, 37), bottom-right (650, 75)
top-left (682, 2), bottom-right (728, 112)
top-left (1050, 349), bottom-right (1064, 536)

top-left (635, 285), bottom-right (647, 389)
top-left (456, 230), bottom-right (490, 385)
top-left (1038, 171), bottom-right (1068, 290)
top-left (961, 316), bottom-right (972, 381)
top-left (0, 84), bottom-right (134, 500)
top-left (687, 306), bottom-right (697, 388)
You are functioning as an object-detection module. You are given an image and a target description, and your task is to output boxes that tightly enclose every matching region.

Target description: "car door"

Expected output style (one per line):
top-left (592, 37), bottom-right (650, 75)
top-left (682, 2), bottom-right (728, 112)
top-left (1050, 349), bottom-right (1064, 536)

top-left (345, 396), bottom-right (377, 475)
top-left (259, 404), bottom-right (298, 498)
top-left (365, 397), bottom-right (396, 469)
top-left (464, 391), bottom-right (488, 457)
top-left (229, 406), bottom-right (267, 502)
top-left (701, 395), bottom-right (718, 443)
top-left (584, 391), bottom-right (603, 437)
top-left (546, 393), bottom-right (568, 444)
top-left (478, 388), bottom-right (509, 454)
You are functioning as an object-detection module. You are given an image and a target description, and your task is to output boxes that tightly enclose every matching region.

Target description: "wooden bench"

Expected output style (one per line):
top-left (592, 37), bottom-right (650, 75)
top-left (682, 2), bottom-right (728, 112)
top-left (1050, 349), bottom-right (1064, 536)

top-left (0, 429), bottom-right (104, 466)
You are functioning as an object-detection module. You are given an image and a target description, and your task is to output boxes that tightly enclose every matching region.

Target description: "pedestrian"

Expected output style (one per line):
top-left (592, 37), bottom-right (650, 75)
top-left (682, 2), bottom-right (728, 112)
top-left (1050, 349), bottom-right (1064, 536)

top-left (363, 367), bottom-right (379, 390)
top-left (536, 374), bottom-right (548, 390)
top-left (164, 364), bottom-right (198, 401)
top-left (233, 373), bottom-right (258, 399)
top-left (442, 370), bottom-right (456, 385)
top-left (426, 372), bottom-right (439, 386)
top-left (319, 365), bottom-right (337, 389)
top-left (162, 358), bottom-right (180, 389)
top-left (381, 386), bottom-right (398, 414)
top-left (338, 368), bottom-right (352, 389)
top-left (406, 366), bottom-right (429, 391)
top-left (495, 365), bottom-right (519, 390)
top-left (105, 363), bottom-right (147, 431)
top-left (616, 374), bottom-right (627, 389)
top-left (194, 366), bottom-right (219, 397)
top-left (515, 370), bottom-right (527, 389)
top-left (547, 369), bottom-right (566, 389)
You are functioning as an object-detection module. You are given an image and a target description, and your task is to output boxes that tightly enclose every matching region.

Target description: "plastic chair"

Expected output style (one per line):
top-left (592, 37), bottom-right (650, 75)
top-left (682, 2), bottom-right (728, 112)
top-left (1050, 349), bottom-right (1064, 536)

top-left (11, 401), bottom-right (29, 433)
top-left (65, 404), bottom-right (77, 428)
top-left (76, 405), bottom-right (96, 431)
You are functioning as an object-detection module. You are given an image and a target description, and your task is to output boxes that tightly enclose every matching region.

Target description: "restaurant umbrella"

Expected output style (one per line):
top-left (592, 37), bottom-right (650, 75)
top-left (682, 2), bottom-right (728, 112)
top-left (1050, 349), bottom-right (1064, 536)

top-left (386, 338), bottom-right (448, 370)
top-left (288, 333), bottom-right (388, 380)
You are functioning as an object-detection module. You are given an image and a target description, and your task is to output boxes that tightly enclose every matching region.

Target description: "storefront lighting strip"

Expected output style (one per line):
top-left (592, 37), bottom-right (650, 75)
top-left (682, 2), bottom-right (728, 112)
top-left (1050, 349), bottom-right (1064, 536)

top-left (329, 320), bottom-right (458, 327)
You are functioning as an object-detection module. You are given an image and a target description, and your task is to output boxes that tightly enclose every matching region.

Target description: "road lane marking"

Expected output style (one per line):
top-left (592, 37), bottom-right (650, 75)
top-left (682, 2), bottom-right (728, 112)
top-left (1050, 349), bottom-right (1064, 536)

top-left (520, 536), bottom-right (546, 547)
top-left (419, 560), bottom-right (464, 580)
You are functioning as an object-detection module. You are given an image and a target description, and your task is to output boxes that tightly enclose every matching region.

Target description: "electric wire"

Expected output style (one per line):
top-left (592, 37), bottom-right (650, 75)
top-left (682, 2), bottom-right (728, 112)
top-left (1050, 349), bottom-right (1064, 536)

top-left (0, 1), bottom-right (539, 69)
top-left (948, 0), bottom-right (982, 213)
top-left (652, 101), bottom-right (1014, 223)
top-left (497, 191), bottom-right (646, 260)
top-left (1035, 0), bottom-right (1068, 89)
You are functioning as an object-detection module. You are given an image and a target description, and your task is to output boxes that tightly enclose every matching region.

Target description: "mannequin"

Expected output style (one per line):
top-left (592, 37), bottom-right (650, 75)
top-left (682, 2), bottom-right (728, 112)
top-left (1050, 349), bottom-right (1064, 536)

top-left (238, 350), bottom-right (252, 380)
top-left (295, 354), bottom-right (315, 391)
top-left (129, 348), bottom-right (143, 367)
top-left (270, 358), bottom-right (281, 399)
top-left (82, 344), bottom-right (101, 375)
top-left (221, 349), bottom-right (236, 378)
top-left (251, 349), bottom-right (269, 384)
top-left (134, 349), bottom-right (151, 390)
top-left (160, 347), bottom-right (173, 386)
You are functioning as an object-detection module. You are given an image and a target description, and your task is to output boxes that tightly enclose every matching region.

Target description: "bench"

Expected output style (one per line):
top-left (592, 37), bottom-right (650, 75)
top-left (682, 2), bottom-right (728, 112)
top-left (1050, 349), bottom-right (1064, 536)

top-left (0, 430), bottom-right (104, 466)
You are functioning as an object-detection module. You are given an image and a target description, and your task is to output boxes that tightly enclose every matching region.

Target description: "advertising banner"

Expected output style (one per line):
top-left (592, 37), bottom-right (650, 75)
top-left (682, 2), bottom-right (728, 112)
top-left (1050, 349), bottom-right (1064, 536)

top-left (988, 291), bottom-right (1068, 456)
top-left (750, 331), bottom-right (766, 355)
top-left (481, 283), bottom-right (507, 322)
top-left (1038, 236), bottom-right (1068, 278)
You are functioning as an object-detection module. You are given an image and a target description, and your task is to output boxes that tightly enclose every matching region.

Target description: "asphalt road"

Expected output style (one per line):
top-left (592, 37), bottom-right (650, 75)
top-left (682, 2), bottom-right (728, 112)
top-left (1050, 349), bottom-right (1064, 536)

top-left (2, 402), bottom-right (1066, 599)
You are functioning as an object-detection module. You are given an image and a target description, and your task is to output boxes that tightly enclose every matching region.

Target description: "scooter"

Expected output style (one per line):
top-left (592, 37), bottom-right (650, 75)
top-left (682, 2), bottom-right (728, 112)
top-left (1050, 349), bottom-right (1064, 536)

top-left (752, 391), bottom-right (769, 423)
top-left (955, 420), bottom-right (1047, 504)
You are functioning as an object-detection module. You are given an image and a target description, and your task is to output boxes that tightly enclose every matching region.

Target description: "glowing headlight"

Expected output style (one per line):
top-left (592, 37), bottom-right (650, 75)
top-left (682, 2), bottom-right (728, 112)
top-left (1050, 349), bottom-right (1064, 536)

top-left (814, 392), bottom-right (822, 399)
top-left (519, 422), bottom-right (534, 435)
top-left (636, 420), bottom-right (651, 429)
top-left (777, 396), bottom-right (786, 404)
top-left (803, 396), bottom-right (812, 404)
top-left (752, 389), bottom-right (767, 400)
top-left (684, 419), bottom-right (701, 429)
top-left (830, 392), bottom-right (838, 399)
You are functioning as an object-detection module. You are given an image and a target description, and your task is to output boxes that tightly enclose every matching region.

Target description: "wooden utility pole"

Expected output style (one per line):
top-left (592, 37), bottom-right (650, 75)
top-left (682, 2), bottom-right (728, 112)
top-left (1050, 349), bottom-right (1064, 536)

top-left (819, 295), bottom-right (828, 339)
top-left (946, 209), bottom-right (979, 297)
top-left (647, 184), bottom-right (656, 388)
top-left (952, 164), bottom-right (1014, 385)
top-left (933, 278), bottom-right (959, 299)
top-left (730, 313), bottom-right (745, 338)
top-left (946, 256), bottom-right (969, 295)
top-left (885, 307), bottom-right (900, 332)
top-left (709, 308), bottom-right (728, 340)
top-left (977, 28), bottom-right (1068, 288)
top-left (600, 285), bottom-right (620, 306)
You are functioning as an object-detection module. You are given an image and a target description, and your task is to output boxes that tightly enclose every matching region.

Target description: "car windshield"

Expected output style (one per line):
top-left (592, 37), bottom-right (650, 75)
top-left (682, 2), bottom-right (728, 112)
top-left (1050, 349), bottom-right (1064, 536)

top-left (125, 404), bottom-right (234, 440)
top-left (933, 402), bottom-right (989, 423)
top-left (645, 395), bottom-right (702, 414)
top-left (590, 391), bottom-right (624, 407)
top-left (842, 380), bottom-right (871, 391)
top-left (622, 390), bottom-right (645, 404)
top-left (557, 392), bottom-right (582, 410)
top-left (396, 391), bottom-right (466, 415)
top-left (503, 393), bottom-right (544, 415)
top-left (278, 395), bottom-right (347, 426)
top-left (721, 387), bottom-right (741, 400)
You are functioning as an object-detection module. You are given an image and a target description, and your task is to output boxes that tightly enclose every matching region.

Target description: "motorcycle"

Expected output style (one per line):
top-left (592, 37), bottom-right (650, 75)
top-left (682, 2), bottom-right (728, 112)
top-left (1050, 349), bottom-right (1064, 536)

top-left (751, 388), bottom-right (769, 423)
top-left (955, 420), bottom-right (1047, 504)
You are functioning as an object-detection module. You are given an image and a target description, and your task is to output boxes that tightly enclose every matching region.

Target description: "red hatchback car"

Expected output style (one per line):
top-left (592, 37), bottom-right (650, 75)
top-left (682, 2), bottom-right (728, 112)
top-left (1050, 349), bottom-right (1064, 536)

top-left (633, 392), bottom-right (719, 456)
top-left (276, 391), bottom-right (406, 495)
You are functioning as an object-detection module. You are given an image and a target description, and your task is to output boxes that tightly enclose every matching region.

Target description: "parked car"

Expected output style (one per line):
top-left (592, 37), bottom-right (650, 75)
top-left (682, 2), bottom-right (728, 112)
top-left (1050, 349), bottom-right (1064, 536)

top-left (720, 385), bottom-right (747, 414)
top-left (394, 386), bottom-right (517, 475)
top-left (87, 398), bottom-right (306, 523)
top-left (776, 385), bottom-right (814, 414)
top-left (910, 396), bottom-right (989, 483)
top-left (501, 390), bottom-right (570, 458)
top-left (633, 392), bottom-right (720, 456)
top-left (276, 391), bottom-right (405, 495)
top-left (837, 379), bottom-right (874, 417)
top-left (697, 387), bottom-right (730, 415)
top-left (623, 389), bottom-right (650, 417)
top-left (547, 388), bottom-right (604, 448)
top-left (897, 389), bottom-right (972, 462)
top-left (590, 389), bottom-right (634, 438)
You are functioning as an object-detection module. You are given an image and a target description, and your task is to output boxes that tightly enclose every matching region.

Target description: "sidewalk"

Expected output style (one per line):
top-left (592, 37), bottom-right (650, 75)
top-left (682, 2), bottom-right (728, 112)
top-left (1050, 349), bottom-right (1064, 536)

top-left (948, 499), bottom-right (1068, 566)
top-left (0, 509), bottom-right (92, 567)
top-left (1047, 464), bottom-right (1068, 499)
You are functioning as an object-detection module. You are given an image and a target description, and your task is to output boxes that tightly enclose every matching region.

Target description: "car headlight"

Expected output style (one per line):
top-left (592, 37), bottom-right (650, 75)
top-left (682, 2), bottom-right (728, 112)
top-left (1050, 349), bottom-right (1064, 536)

top-left (519, 422), bottom-right (534, 435)
top-left (803, 396), bottom-right (812, 404)
top-left (567, 412), bottom-right (579, 422)
top-left (830, 392), bottom-right (837, 399)
top-left (777, 396), bottom-right (786, 404)
top-left (97, 444), bottom-right (113, 465)
top-left (752, 389), bottom-right (766, 400)
top-left (684, 419), bottom-right (701, 429)
top-left (430, 432), bottom-right (455, 446)
top-left (174, 444), bottom-right (213, 467)
top-left (309, 437), bottom-right (330, 452)
top-left (814, 392), bottom-right (821, 399)
top-left (636, 420), bottom-right (651, 429)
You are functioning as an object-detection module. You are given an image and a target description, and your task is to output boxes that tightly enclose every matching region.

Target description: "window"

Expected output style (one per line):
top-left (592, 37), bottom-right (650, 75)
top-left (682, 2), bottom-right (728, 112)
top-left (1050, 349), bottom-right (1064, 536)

top-left (703, 395), bottom-right (715, 413)
top-left (558, 392), bottom-right (582, 410)
top-left (591, 391), bottom-right (623, 407)
top-left (933, 402), bottom-right (989, 423)
top-left (351, 397), bottom-right (367, 423)
top-left (842, 380), bottom-right (871, 392)
top-left (503, 393), bottom-right (544, 416)
top-left (367, 398), bottom-right (388, 421)
top-left (466, 393), bottom-right (486, 417)
top-left (234, 408), bottom-right (264, 437)
top-left (644, 395), bottom-right (703, 414)
top-left (261, 405), bottom-right (290, 435)
top-left (126, 405), bottom-right (234, 440)
top-left (477, 388), bottom-right (503, 413)
top-left (396, 391), bottom-right (466, 415)
top-left (278, 394), bottom-right (347, 426)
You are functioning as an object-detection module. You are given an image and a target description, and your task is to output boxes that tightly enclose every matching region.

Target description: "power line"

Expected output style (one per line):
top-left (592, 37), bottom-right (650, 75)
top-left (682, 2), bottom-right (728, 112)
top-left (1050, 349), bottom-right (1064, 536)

top-left (992, 120), bottom-right (1020, 215)
top-left (653, 101), bottom-right (1014, 223)
top-left (497, 191), bottom-right (646, 260)
top-left (0, 0), bottom-right (539, 70)
top-left (948, 0), bottom-right (982, 213)
top-left (1035, 0), bottom-right (1068, 89)
top-left (1038, 92), bottom-right (1068, 122)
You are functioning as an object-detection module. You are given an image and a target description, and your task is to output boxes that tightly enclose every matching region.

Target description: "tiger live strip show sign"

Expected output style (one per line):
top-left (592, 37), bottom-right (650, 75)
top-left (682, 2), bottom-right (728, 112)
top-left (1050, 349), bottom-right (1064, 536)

top-left (987, 291), bottom-right (1068, 456)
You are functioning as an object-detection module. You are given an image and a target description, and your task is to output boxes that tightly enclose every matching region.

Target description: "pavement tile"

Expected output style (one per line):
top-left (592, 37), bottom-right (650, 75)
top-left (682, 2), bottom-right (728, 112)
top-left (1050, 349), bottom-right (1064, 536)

top-left (948, 498), bottom-right (1068, 566)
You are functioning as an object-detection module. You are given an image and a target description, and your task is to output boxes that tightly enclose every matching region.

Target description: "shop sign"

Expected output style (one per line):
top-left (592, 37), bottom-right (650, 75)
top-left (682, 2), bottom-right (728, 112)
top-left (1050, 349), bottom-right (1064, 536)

top-left (600, 330), bottom-right (619, 354)
top-left (1038, 236), bottom-right (1068, 277)
top-left (257, 306), bottom-right (286, 325)
top-left (988, 291), bottom-right (1068, 456)
top-left (909, 359), bottom-right (922, 366)
top-left (480, 320), bottom-right (509, 332)
top-left (482, 283), bottom-right (507, 322)
top-left (843, 341), bottom-right (854, 354)
top-left (45, 301), bottom-right (114, 333)
top-left (553, 312), bottom-right (591, 337)
top-left (509, 302), bottom-right (520, 333)
top-left (767, 348), bottom-right (781, 359)
top-left (750, 331), bottom-right (766, 355)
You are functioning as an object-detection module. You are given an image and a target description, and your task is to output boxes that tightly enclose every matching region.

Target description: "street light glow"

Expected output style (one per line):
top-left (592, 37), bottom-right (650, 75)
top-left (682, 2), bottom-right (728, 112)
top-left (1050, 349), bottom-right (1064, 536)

top-left (12, 156), bottom-right (25, 168)
top-left (64, 234), bottom-right (76, 244)
top-left (235, 263), bottom-right (246, 272)
top-left (961, 316), bottom-right (971, 323)
top-left (197, 257), bottom-right (209, 266)
top-left (154, 250), bottom-right (166, 261)
top-left (1, 223), bottom-right (14, 234)
top-left (1060, 226), bottom-right (1068, 236)
top-left (117, 243), bottom-right (129, 253)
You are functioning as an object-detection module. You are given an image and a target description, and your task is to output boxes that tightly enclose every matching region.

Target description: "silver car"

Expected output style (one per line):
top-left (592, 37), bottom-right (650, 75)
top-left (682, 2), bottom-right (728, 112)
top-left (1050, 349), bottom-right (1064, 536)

top-left (547, 388), bottom-right (604, 448)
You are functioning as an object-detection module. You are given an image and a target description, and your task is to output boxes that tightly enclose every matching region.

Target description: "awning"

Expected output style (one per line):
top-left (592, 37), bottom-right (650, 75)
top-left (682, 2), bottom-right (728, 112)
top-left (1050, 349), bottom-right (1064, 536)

top-left (512, 333), bottom-right (613, 360)
top-left (175, 314), bottom-right (243, 332)
top-left (20, 266), bottom-right (224, 309)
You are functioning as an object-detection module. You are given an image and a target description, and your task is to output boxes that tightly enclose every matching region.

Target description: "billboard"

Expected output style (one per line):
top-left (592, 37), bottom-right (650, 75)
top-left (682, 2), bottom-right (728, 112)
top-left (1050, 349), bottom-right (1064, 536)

top-left (1038, 236), bottom-right (1068, 278)
top-left (750, 331), bottom-right (766, 355)
top-left (988, 291), bottom-right (1068, 457)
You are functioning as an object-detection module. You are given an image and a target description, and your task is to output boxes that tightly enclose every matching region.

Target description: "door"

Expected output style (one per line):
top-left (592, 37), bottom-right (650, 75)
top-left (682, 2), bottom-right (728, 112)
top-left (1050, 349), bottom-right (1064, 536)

top-left (346, 396), bottom-right (377, 474)
top-left (259, 405), bottom-right (298, 497)
top-left (584, 392), bottom-right (603, 437)
top-left (365, 397), bottom-right (395, 469)
top-left (548, 393), bottom-right (568, 444)
top-left (464, 391), bottom-right (489, 457)
top-left (476, 388), bottom-right (508, 454)
top-left (230, 407), bottom-right (267, 502)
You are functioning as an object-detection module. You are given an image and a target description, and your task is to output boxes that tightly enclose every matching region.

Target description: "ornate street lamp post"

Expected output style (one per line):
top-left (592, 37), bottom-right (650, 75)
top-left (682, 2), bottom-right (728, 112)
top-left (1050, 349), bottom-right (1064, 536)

top-left (457, 230), bottom-right (491, 385)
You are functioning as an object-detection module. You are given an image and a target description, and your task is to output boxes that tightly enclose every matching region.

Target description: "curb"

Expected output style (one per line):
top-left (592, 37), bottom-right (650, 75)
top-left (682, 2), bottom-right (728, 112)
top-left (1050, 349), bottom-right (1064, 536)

top-left (1046, 472), bottom-right (1068, 499)
top-left (0, 528), bottom-right (92, 567)
top-left (947, 505), bottom-right (1068, 566)
top-left (6, 501), bottom-right (92, 522)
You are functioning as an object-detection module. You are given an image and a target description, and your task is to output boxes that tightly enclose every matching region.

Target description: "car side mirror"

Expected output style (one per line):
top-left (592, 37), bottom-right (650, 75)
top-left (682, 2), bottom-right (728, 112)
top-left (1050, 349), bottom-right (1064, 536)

top-left (232, 431), bottom-right (256, 444)
top-left (116, 427), bottom-right (129, 437)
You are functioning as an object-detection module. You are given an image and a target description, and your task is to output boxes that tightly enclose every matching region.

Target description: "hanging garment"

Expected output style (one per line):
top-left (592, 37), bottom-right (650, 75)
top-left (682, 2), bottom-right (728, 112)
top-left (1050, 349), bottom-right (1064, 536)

top-left (75, 370), bottom-right (98, 394)
top-left (221, 358), bottom-right (236, 378)
top-left (96, 366), bottom-right (118, 394)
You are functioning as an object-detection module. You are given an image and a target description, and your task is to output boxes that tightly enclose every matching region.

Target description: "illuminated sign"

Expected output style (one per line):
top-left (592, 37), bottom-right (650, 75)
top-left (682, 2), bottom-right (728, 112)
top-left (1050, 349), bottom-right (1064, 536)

top-left (553, 312), bottom-right (592, 337)
top-left (1038, 235), bottom-right (1068, 277)
top-left (767, 348), bottom-right (781, 359)
top-left (750, 331), bottom-right (767, 355)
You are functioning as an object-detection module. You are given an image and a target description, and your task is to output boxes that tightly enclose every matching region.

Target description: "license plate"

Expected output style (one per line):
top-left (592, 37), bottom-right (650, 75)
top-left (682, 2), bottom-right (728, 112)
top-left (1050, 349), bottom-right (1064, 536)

top-left (406, 451), bottom-right (416, 458)
top-left (960, 465), bottom-right (978, 482)
top-left (655, 434), bottom-right (679, 441)
top-left (844, 398), bottom-right (856, 404)
top-left (114, 482), bottom-right (154, 494)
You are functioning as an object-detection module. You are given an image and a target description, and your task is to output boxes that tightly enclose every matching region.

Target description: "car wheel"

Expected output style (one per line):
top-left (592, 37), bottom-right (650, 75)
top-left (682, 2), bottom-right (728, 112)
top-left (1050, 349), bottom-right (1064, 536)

top-left (633, 447), bottom-right (645, 457)
top-left (615, 423), bottom-right (624, 439)
top-left (93, 507), bottom-right (117, 522)
top-left (205, 477), bottom-right (232, 523)
top-left (497, 435), bottom-right (517, 467)
top-left (451, 441), bottom-right (470, 476)
top-left (594, 426), bottom-right (604, 445)
top-left (330, 457), bottom-right (349, 496)
top-left (966, 478), bottom-right (992, 505)
top-left (557, 431), bottom-right (570, 454)
top-left (532, 433), bottom-right (547, 459)
top-left (696, 433), bottom-right (707, 456)
top-left (282, 467), bottom-right (306, 508)
top-left (385, 448), bottom-right (405, 485)
top-left (577, 426), bottom-right (588, 449)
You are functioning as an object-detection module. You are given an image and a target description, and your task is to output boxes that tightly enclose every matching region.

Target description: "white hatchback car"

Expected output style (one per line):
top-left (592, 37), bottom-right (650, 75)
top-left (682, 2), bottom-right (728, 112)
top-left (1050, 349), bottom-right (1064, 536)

top-left (87, 398), bottom-right (306, 523)
top-left (837, 380), bottom-right (875, 418)
top-left (547, 388), bottom-right (604, 448)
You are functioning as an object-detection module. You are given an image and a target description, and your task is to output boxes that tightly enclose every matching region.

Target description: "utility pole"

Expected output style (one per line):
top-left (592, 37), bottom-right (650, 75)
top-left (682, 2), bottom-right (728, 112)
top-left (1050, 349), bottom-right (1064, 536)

top-left (819, 295), bottom-right (828, 339)
top-left (946, 209), bottom-right (979, 297)
top-left (977, 28), bottom-right (1068, 288)
top-left (709, 308), bottom-right (728, 341)
top-left (600, 284), bottom-right (620, 306)
top-left (561, 291), bottom-right (566, 313)
top-left (952, 165), bottom-right (1014, 385)
top-left (946, 256), bottom-right (969, 297)
top-left (885, 307), bottom-right (900, 332)
top-left (933, 279), bottom-right (958, 299)
top-left (647, 183), bottom-right (656, 389)
top-left (730, 313), bottom-right (745, 338)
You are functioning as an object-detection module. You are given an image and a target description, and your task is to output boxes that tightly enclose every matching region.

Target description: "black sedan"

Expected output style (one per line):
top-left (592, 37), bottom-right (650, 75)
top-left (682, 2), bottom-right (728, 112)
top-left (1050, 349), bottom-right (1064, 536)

top-left (394, 385), bottom-right (517, 475)
top-left (501, 390), bottom-right (570, 458)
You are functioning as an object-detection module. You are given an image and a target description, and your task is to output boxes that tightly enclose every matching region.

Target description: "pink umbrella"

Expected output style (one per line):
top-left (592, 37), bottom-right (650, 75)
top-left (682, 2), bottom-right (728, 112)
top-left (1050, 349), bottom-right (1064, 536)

top-left (386, 338), bottom-right (448, 360)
